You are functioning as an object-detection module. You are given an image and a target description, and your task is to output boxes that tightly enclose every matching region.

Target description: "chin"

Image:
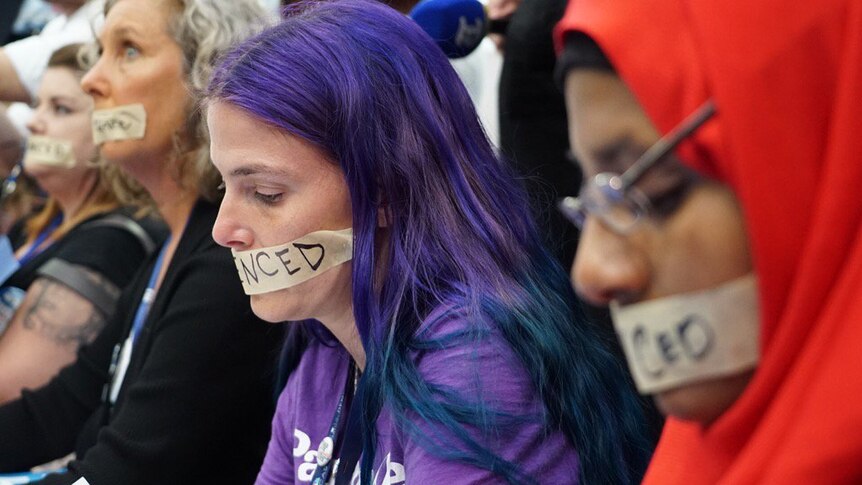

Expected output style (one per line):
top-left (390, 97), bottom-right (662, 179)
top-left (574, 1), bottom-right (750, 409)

top-left (654, 370), bottom-right (754, 425)
top-left (249, 292), bottom-right (306, 323)
top-left (26, 169), bottom-right (61, 191)
top-left (25, 166), bottom-right (53, 180)
top-left (100, 141), bottom-right (138, 166)
top-left (99, 140), bottom-right (158, 177)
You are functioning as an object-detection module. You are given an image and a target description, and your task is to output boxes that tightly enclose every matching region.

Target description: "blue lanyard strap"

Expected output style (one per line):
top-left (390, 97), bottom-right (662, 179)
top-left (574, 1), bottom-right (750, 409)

top-left (129, 237), bottom-right (171, 345)
top-left (17, 215), bottom-right (62, 265)
top-left (312, 361), bottom-right (358, 485)
top-left (334, 372), bottom-right (366, 485)
top-left (100, 237), bottom-right (172, 413)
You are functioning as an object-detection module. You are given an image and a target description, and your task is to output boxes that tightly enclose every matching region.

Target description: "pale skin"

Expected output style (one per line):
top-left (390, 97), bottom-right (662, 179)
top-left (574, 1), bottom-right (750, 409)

top-left (0, 67), bottom-right (118, 404)
top-left (208, 102), bottom-right (366, 370)
top-left (81, 0), bottom-right (198, 287)
top-left (565, 69), bottom-right (754, 425)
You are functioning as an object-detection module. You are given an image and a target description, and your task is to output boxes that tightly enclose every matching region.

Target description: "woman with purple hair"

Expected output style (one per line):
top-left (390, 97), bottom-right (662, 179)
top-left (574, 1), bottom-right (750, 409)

top-left (0, 1), bottom-right (282, 483)
top-left (207, 0), bottom-right (651, 483)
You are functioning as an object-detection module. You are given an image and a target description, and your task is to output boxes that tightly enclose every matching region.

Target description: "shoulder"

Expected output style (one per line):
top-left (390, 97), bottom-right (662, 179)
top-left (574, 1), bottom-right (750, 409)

top-left (393, 309), bottom-right (581, 483)
top-left (76, 208), bottom-right (168, 250)
top-left (49, 209), bottom-right (159, 286)
top-left (274, 336), bottom-right (352, 438)
top-left (413, 308), bottom-right (535, 410)
top-left (281, 337), bottom-right (351, 408)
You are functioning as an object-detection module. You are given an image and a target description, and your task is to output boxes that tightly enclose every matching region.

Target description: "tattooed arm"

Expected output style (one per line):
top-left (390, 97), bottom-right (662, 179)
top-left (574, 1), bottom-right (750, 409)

top-left (0, 266), bottom-right (118, 405)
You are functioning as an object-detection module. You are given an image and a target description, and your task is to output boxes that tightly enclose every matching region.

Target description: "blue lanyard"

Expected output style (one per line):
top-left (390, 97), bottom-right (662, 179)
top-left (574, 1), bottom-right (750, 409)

top-left (129, 237), bottom-right (171, 345)
top-left (100, 237), bottom-right (172, 411)
top-left (17, 215), bottom-right (62, 266)
top-left (311, 361), bottom-right (357, 485)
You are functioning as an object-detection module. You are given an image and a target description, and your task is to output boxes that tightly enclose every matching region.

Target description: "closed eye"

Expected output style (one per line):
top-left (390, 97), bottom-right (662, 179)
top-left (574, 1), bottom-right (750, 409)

top-left (640, 168), bottom-right (700, 219)
top-left (53, 102), bottom-right (73, 115)
top-left (253, 188), bottom-right (283, 205)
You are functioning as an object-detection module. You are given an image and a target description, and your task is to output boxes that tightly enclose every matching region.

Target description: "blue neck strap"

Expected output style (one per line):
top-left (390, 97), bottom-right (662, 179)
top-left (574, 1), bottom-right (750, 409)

top-left (17, 215), bottom-right (63, 266)
top-left (129, 237), bottom-right (171, 345)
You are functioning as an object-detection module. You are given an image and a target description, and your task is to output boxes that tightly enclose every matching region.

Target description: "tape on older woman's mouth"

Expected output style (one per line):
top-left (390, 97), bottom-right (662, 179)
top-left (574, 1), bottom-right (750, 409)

top-left (24, 136), bottom-right (76, 168)
top-left (91, 104), bottom-right (147, 144)
top-left (231, 228), bottom-right (353, 295)
top-left (610, 273), bottom-right (760, 395)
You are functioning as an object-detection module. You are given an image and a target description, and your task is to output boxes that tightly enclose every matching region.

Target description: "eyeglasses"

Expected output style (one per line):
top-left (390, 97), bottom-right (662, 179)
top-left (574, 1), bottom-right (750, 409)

top-left (559, 100), bottom-right (716, 234)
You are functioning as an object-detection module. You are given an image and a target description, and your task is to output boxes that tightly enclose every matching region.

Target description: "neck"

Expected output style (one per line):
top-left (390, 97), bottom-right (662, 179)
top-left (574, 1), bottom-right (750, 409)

top-left (146, 172), bottom-right (196, 289)
top-left (320, 302), bottom-right (366, 371)
top-left (54, 172), bottom-right (98, 221)
top-left (157, 187), bottom-right (196, 238)
top-left (134, 159), bottom-right (197, 238)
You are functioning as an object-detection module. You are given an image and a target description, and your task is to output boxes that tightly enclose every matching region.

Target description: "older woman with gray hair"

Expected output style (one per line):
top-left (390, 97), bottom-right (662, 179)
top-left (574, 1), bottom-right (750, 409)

top-left (0, 1), bottom-right (281, 484)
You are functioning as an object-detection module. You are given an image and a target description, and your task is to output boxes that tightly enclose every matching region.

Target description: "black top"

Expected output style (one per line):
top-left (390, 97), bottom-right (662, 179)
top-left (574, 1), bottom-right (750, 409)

top-left (0, 199), bottom-right (284, 485)
top-left (4, 208), bottom-right (165, 294)
top-left (0, 0), bottom-right (24, 44)
top-left (497, 0), bottom-right (581, 266)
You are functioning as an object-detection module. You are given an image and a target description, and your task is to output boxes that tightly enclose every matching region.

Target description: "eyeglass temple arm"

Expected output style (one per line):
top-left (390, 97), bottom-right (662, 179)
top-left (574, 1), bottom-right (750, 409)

top-left (619, 100), bottom-right (717, 189)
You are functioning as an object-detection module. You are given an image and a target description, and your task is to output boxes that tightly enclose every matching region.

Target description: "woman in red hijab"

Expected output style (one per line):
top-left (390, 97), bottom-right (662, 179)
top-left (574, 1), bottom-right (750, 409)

top-left (555, 0), bottom-right (862, 482)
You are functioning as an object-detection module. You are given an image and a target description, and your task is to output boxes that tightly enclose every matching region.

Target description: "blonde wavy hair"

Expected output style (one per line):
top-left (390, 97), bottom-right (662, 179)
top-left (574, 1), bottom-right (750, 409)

top-left (100, 0), bottom-right (272, 202)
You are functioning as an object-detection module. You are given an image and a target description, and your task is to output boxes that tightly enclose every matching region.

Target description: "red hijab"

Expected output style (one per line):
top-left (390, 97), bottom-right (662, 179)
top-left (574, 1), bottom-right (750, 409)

top-left (556, 1), bottom-right (862, 482)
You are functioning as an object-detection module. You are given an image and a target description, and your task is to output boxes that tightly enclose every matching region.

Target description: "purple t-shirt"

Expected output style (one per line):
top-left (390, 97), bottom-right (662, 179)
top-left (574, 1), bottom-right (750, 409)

top-left (255, 316), bottom-right (580, 485)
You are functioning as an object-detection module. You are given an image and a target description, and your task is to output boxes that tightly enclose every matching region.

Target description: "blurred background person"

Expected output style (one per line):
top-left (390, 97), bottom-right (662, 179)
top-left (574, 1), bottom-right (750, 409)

top-left (0, 1), bottom-right (282, 483)
top-left (557, 0), bottom-right (862, 482)
top-left (0, 43), bottom-right (161, 405)
top-left (483, 0), bottom-right (581, 266)
top-left (1, 0), bottom-right (103, 176)
top-left (208, 1), bottom-right (651, 483)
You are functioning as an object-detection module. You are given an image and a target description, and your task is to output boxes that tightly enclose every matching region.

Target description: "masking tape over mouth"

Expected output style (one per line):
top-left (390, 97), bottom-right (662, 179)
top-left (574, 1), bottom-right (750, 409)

top-left (610, 274), bottom-right (760, 395)
top-left (91, 104), bottom-right (147, 144)
top-left (24, 135), bottom-right (76, 169)
top-left (231, 228), bottom-right (353, 296)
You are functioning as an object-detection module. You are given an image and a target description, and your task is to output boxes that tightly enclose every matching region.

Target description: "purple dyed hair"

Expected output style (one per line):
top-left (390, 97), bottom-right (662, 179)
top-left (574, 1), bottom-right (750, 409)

top-left (207, 1), bottom-right (651, 483)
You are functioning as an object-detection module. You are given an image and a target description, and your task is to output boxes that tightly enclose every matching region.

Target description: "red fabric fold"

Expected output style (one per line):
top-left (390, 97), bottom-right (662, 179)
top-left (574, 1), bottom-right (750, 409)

top-left (556, 1), bottom-right (862, 482)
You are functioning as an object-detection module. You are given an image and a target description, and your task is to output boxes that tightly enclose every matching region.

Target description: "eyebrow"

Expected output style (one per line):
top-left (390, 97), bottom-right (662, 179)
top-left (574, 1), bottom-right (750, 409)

top-left (576, 136), bottom-right (645, 174)
top-left (117, 25), bottom-right (146, 37)
top-left (228, 163), bottom-right (295, 178)
top-left (49, 95), bottom-right (79, 104)
top-left (32, 95), bottom-right (79, 108)
top-left (100, 24), bottom-right (146, 43)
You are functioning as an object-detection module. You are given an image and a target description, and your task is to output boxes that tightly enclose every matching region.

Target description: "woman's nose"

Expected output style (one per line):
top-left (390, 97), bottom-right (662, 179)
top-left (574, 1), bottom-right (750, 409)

top-left (25, 110), bottom-right (46, 135)
top-left (213, 193), bottom-right (254, 250)
top-left (571, 218), bottom-right (650, 307)
top-left (81, 57), bottom-right (109, 101)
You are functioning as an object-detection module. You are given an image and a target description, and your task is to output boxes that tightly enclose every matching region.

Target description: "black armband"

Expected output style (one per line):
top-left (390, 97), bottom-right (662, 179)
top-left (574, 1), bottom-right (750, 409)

top-left (37, 259), bottom-right (120, 317)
